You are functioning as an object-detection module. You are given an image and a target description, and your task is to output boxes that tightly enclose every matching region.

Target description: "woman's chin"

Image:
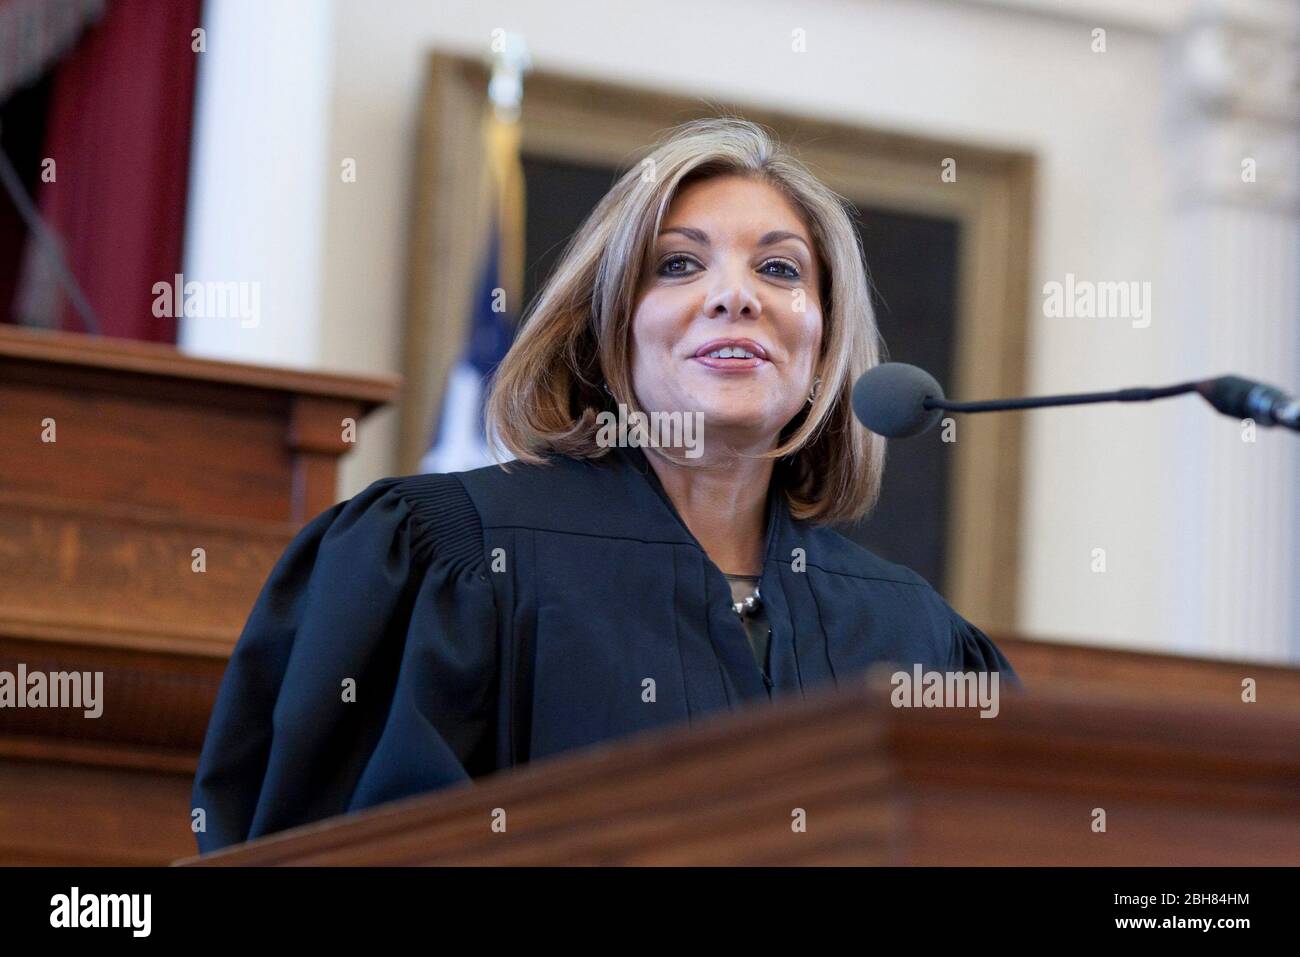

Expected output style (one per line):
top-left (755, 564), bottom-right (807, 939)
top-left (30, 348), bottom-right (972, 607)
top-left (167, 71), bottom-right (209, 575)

top-left (697, 409), bottom-right (776, 441)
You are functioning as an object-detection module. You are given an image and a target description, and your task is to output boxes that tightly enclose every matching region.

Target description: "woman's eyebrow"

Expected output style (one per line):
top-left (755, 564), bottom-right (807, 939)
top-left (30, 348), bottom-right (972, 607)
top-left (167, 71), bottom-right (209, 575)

top-left (757, 230), bottom-right (811, 252)
top-left (657, 226), bottom-right (811, 253)
top-left (658, 226), bottom-right (709, 244)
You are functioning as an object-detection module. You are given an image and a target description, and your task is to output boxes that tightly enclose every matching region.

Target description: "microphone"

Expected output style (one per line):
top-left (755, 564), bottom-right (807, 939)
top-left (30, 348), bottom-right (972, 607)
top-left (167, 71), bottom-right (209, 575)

top-left (851, 362), bottom-right (946, 437)
top-left (1195, 376), bottom-right (1300, 431)
top-left (852, 363), bottom-right (1300, 438)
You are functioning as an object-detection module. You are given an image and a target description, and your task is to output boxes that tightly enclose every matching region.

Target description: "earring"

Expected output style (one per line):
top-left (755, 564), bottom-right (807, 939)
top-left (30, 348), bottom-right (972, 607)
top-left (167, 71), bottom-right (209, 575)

top-left (602, 382), bottom-right (614, 398)
top-left (807, 376), bottom-right (822, 405)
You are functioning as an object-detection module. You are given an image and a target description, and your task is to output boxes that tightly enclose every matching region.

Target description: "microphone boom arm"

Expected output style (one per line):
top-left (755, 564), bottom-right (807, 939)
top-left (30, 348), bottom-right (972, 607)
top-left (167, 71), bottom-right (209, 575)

top-left (923, 381), bottom-right (1202, 414)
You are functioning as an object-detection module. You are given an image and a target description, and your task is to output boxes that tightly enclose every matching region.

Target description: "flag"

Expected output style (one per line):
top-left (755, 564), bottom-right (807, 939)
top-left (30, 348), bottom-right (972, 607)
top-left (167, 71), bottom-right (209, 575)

top-left (419, 109), bottom-right (524, 474)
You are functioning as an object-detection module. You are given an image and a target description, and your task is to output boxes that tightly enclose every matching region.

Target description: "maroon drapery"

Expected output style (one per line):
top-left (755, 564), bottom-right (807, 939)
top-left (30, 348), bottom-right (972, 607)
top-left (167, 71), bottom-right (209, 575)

top-left (18, 0), bottom-right (202, 342)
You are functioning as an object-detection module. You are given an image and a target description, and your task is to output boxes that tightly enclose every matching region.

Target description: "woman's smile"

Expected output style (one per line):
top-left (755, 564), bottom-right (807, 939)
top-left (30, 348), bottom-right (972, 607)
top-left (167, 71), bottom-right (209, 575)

top-left (691, 336), bottom-right (771, 372)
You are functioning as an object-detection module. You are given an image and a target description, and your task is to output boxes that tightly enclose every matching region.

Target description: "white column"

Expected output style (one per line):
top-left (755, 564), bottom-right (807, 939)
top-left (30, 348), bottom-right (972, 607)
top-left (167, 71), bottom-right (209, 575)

top-left (1166, 0), bottom-right (1300, 661)
top-left (179, 0), bottom-right (335, 368)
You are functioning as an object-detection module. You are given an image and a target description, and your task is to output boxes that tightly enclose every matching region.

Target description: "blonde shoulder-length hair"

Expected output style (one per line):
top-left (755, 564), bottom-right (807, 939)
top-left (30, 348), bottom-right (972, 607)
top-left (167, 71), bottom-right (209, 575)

top-left (484, 116), bottom-right (886, 525)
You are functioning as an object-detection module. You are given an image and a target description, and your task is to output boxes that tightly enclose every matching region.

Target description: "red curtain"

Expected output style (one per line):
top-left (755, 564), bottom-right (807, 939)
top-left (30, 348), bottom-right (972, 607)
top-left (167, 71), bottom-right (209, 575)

top-left (20, 0), bottom-right (202, 342)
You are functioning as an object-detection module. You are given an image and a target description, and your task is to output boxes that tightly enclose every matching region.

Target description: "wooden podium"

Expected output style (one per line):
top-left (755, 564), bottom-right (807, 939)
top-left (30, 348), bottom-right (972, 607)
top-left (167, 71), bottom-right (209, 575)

top-left (0, 326), bottom-right (399, 865)
top-left (177, 675), bottom-right (1300, 866)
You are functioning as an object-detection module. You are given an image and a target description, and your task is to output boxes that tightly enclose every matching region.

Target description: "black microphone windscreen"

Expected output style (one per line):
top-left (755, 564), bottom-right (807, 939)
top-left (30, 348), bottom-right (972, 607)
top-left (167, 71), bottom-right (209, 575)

top-left (852, 363), bottom-right (946, 438)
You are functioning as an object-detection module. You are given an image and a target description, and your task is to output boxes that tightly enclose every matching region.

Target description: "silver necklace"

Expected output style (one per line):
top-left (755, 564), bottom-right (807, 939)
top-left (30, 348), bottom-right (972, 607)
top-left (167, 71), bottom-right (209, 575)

top-left (733, 584), bottom-right (762, 617)
top-left (725, 574), bottom-right (763, 617)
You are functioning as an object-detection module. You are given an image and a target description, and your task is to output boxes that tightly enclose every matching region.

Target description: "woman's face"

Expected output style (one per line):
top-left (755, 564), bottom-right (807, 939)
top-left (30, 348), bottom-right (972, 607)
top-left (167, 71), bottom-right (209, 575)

top-left (629, 174), bottom-right (824, 453)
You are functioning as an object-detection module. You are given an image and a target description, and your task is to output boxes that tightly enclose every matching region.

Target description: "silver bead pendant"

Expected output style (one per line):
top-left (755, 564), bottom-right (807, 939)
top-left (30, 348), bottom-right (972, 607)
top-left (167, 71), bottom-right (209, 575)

top-left (732, 585), bottom-right (762, 618)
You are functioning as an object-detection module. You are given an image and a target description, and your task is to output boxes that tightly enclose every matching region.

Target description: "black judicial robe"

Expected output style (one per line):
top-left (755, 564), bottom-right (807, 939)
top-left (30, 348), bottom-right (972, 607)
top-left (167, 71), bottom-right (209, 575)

top-left (191, 445), bottom-right (1019, 853)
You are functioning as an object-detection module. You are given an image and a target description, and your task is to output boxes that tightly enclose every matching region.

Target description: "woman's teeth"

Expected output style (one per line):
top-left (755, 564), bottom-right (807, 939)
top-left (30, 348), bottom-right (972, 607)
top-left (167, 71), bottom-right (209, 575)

top-left (705, 347), bottom-right (756, 359)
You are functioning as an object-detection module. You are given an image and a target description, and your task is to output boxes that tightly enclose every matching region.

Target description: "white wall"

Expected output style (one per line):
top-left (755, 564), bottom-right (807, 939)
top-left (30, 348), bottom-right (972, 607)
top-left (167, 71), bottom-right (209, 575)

top-left (184, 0), bottom-right (1299, 660)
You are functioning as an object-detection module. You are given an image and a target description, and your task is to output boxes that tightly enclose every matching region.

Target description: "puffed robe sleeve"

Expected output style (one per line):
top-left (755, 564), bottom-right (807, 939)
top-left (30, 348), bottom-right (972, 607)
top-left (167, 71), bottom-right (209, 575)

top-left (940, 597), bottom-right (1023, 692)
top-left (190, 475), bottom-right (498, 854)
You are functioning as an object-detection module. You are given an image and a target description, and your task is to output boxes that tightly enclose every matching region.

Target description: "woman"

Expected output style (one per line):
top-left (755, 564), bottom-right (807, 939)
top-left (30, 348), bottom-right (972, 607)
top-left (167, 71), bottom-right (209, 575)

top-left (192, 117), bottom-right (1018, 854)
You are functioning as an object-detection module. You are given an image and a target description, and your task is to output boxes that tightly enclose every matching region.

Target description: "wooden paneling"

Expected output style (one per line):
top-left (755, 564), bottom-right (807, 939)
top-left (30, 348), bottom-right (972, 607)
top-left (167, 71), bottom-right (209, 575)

top-left (0, 326), bottom-right (397, 866)
top-left (0, 756), bottom-right (195, 866)
top-left (997, 635), bottom-right (1300, 714)
top-left (0, 493), bottom-right (294, 651)
top-left (0, 326), bottom-right (397, 523)
top-left (893, 686), bottom-right (1299, 866)
top-left (0, 636), bottom-right (223, 750)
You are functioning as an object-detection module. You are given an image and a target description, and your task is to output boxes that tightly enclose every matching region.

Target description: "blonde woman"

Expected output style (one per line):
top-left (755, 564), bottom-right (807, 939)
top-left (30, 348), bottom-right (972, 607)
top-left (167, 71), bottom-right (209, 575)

top-left (192, 117), bottom-right (1018, 853)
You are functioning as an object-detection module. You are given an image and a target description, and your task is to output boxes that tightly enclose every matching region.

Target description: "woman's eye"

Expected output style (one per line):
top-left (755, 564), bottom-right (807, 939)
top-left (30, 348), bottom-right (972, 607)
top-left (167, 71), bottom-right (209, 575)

top-left (759, 259), bottom-right (801, 280)
top-left (657, 255), bottom-right (700, 276)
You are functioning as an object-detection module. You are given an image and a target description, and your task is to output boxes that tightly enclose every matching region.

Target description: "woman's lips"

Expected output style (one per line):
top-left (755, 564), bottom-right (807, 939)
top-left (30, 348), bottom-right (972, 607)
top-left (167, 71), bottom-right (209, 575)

top-left (692, 355), bottom-right (767, 372)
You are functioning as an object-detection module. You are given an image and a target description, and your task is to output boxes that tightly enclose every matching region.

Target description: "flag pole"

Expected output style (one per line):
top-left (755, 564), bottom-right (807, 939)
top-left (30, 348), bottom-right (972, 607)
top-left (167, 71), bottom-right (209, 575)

top-left (484, 35), bottom-right (530, 320)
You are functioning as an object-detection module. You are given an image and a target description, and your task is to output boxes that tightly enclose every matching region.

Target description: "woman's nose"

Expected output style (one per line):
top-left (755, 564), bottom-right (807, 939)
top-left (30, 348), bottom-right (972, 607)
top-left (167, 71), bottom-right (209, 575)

top-left (703, 267), bottom-right (762, 320)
